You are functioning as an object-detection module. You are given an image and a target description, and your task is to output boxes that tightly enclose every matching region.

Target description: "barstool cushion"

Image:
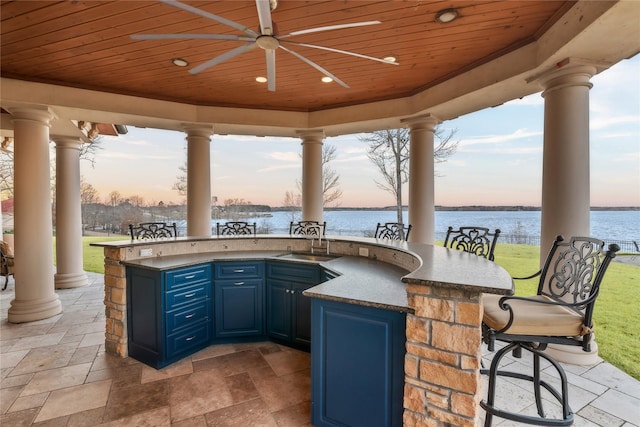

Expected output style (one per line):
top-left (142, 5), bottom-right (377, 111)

top-left (483, 294), bottom-right (584, 337)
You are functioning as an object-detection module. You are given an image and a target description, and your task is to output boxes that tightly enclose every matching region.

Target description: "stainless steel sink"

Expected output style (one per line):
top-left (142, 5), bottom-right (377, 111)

top-left (276, 253), bottom-right (339, 262)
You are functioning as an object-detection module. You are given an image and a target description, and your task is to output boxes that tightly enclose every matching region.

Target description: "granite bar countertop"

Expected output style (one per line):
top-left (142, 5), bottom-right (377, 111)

top-left (120, 249), bottom-right (412, 313)
top-left (101, 236), bottom-right (513, 313)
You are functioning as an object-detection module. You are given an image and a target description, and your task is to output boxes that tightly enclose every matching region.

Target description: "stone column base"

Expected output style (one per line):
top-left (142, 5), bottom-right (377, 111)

top-left (8, 295), bottom-right (62, 323)
top-left (545, 341), bottom-right (599, 366)
top-left (55, 272), bottom-right (89, 289)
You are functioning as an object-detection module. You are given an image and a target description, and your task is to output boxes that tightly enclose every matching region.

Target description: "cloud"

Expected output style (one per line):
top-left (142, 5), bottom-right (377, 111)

top-left (463, 146), bottom-right (542, 155)
top-left (590, 114), bottom-right (640, 130)
top-left (459, 129), bottom-right (542, 147)
top-left (102, 135), bottom-right (151, 146)
top-left (257, 164), bottom-right (301, 173)
top-left (266, 151), bottom-right (299, 162)
top-left (100, 151), bottom-right (174, 160)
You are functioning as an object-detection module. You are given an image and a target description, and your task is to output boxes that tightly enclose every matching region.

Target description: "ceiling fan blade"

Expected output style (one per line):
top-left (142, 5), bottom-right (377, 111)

top-left (189, 43), bottom-right (258, 75)
top-left (281, 21), bottom-right (381, 38)
top-left (131, 34), bottom-right (254, 41)
top-left (278, 45), bottom-right (349, 89)
top-left (281, 41), bottom-right (399, 65)
top-left (265, 49), bottom-right (276, 91)
top-left (160, 0), bottom-right (259, 38)
top-left (255, 0), bottom-right (274, 36)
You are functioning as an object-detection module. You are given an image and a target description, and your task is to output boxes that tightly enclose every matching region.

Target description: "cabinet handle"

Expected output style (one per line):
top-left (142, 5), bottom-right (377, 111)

top-left (233, 281), bottom-right (245, 286)
top-left (233, 269), bottom-right (245, 273)
top-left (184, 274), bottom-right (196, 279)
top-left (185, 336), bottom-right (195, 341)
top-left (185, 292), bottom-right (196, 298)
top-left (185, 313), bottom-right (195, 319)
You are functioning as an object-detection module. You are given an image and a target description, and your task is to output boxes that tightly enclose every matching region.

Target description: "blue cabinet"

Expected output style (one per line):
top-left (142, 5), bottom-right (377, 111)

top-left (127, 263), bottom-right (213, 369)
top-left (311, 298), bottom-right (406, 427)
top-left (266, 261), bottom-right (320, 349)
top-left (213, 261), bottom-right (264, 338)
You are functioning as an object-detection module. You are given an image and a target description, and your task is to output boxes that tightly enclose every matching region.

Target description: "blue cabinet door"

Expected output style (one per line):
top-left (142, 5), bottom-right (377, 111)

top-left (266, 278), bottom-right (291, 341)
top-left (292, 281), bottom-right (312, 346)
top-left (311, 299), bottom-right (406, 427)
top-left (214, 278), bottom-right (264, 337)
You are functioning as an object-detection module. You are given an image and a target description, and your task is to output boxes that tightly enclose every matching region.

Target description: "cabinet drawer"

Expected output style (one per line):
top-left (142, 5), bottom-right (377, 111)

top-left (166, 300), bottom-right (211, 334)
top-left (166, 322), bottom-right (211, 358)
top-left (166, 264), bottom-right (212, 291)
top-left (215, 261), bottom-right (264, 279)
top-left (166, 283), bottom-right (209, 309)
top-left (267, 262), bottom-right (320, 283)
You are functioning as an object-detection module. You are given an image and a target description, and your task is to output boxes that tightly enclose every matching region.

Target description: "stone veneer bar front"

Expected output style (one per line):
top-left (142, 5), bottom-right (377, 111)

top-left (93, 235), bottom-right (513, 426)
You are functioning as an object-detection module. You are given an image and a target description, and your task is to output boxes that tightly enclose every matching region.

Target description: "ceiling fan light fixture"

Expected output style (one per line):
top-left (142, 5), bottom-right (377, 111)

top-left (321, 76), bottom-right (333, 83)
top-left (256, 76), bottom-right (268, 83)
top-left (172, 58), bottom-right (189, 67)
top-left (435, 8), bottom-right (459, 23)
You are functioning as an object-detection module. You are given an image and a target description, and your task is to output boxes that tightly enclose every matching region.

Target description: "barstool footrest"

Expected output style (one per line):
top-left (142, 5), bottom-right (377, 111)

top-left (481, 342), bottom-right (574, 426)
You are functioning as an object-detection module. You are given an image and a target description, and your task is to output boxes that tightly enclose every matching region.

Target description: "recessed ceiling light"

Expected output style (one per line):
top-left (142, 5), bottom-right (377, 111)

top-left (435, 8), bottom-right (459, 23)
top-left (256, 76), bottom-right (268, 83)
top-left (321, 76), bottom-right (333, 83)
top-left (383, 56), bottom-right (397, 63)
top-left (172, 58), bottom-right (189, 67)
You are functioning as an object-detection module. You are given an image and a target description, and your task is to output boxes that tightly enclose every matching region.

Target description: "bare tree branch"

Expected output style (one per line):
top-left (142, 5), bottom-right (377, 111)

top-left (361, 126), bottom-right (458, 224)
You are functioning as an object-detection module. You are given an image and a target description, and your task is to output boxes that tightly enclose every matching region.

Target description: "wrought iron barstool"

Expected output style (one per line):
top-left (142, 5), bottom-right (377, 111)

top-left (443, 226), bottom-right (501, 261)
top-left (216, 221), bottom-right (256, 236)
top-left (375, 222), bottom-right (412, 241)
top-left (129, 222), bottom-right (178, 239)
top-left (289, 220), bottom-right (326, 237)
top-left (481, 235), bottom-right (619, 426)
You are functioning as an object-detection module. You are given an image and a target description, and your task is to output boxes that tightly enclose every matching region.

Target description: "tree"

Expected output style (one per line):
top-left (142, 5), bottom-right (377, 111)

top-left (361, 127), bottom-right (458, 225)
top-left (283, 190), bottom-right (302, 222)
top-left (80, 180), bottom-right (100, 231)
top-left (322, 144), bottom-right (342, 207)
top-left (172, 158), bottom-right (187, 196)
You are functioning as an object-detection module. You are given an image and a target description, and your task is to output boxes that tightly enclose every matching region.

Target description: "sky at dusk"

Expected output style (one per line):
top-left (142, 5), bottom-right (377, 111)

top-left (80, 56), bottom-right (640, 208)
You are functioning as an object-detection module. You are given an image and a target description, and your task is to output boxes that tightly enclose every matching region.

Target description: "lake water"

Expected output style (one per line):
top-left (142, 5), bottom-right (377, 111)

top-left (211, 209), bottom-right (639, 246)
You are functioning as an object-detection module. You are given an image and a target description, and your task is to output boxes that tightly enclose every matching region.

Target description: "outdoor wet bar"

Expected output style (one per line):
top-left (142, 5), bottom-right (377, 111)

top-left (94, 235), bottom-right (512, 426)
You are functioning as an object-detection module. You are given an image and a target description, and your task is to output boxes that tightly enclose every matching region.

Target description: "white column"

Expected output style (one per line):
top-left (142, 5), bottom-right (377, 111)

top-left (536, 61), bottom-right (598, 365)
top-left (298, 130), bottom-right (324, 222)
top-left (53, 136), bottom-right (88, 289)
top-left (8, 107), bottom-right (62, 323)
top-left (404, 115), bottom-right (440, 244)
top-left (538, 62), bottom-right (596, 259)
top-left (184, 124), bottom-right (213, 237)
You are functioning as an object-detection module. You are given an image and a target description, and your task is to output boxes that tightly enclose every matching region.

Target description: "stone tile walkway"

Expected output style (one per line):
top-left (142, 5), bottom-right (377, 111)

top-left (1, 272), bottom-right (639, 426)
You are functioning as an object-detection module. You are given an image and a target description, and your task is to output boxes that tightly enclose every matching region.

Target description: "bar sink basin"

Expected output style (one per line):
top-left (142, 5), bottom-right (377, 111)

top-left (276, 253), bottom-right (339, 262)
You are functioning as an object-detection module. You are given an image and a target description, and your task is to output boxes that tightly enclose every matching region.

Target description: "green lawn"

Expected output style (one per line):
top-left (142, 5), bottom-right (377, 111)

top-left (77, 237), bottom-right (640, 380)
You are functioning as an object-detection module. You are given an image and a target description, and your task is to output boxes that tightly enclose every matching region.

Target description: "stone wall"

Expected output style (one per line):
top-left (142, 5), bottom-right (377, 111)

top-left (404, 284), bottom-right (483, 426)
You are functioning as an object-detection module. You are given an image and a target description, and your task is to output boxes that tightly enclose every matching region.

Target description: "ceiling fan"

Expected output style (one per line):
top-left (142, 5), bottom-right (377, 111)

top-left (131, 0), bottom-right (399, 91)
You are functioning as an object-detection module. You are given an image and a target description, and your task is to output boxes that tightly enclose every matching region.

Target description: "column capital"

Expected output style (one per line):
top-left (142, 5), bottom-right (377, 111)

top-left (51, 135), bottom-right (83, 150)
top-left (182, 123), bottom-right (214, 139)
top-left (296, 129), bottom-right (325, 143)
top-left (529, 58), bottom-right (603, 93)
top-left (401, 114), bottom-right (441, 130)
top-left (8, 106), bottom-right (55, 127)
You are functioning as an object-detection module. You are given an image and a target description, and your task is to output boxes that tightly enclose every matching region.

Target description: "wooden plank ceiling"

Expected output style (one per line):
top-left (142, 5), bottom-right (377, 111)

top-left (0, 1), bottom-right (573, 112)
